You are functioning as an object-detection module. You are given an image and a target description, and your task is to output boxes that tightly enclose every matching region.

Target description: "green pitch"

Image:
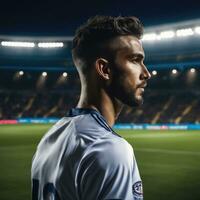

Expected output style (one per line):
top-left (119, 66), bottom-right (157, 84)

top-left (0, 124), bottom-right (200, 200)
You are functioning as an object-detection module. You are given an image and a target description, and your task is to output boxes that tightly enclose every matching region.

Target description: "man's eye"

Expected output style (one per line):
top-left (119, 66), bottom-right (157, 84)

top-left (131, 58), bottom-right (140, 62)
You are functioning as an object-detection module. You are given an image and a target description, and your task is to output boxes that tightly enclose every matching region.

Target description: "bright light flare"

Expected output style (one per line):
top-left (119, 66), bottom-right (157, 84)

top-left (142, 33), bottom-right (157, 41)
top-left (63, 72), bottom-right (68, 77)
top-left (158, 30), bottom-right (175, 39)
top-left (194, 26), bottom-right (200, 34)
top-left (190, 68), bottom-right (196, 73)
top-left (42, 72), bottom-right (47, 77)
top-left (176, 28), bottom-right (194, 37)
top-left (187, 68), bottom-right (196, 84)
top-left (1, 41), bottom-right (35, 47)
top-left (38, 42), bottom-right (64, 48)
top-left (172, 69), bottom-right (178, 74)
top-left (152, 70), bottom-right (157, 75)
top-left (19, 71), bottom-right (24, 76)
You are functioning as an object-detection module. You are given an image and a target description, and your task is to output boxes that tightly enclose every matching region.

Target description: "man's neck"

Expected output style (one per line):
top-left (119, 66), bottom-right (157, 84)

top-left (77, 88), bottom-right (123, 127)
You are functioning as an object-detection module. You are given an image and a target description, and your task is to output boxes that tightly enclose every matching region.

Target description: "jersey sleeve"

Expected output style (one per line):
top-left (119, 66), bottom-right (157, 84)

top-left (76, 137), bottom-right (143, 200)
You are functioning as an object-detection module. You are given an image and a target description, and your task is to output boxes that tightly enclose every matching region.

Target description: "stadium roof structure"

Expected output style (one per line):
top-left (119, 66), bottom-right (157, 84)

top-left (144, 18), bottom-right (200, 33)
top-left (142, 18), bottom-right (200, 69)
top-left (0, 35), bottom-right (73, 42)
top-left (1, 18), bottom-right (200, 72)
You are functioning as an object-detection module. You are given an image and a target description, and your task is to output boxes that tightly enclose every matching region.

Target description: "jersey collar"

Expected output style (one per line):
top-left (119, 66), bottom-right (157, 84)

top-left (67, 108), bottom-right (101, 117)
top-left (67, 107), bottom-right (121, 137)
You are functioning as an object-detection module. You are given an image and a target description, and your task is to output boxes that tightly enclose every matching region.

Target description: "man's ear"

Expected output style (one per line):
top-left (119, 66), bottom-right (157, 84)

top-left (95, 58), bottom-right (111, 80)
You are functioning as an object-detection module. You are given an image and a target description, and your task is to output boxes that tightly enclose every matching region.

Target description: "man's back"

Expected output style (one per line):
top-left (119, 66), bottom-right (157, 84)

top-left (31, 108), bottom-right (143, 200)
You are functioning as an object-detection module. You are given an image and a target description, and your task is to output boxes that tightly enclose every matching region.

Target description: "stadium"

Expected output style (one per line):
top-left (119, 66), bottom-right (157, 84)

top-left (1, 2), bottom-right (200, 200)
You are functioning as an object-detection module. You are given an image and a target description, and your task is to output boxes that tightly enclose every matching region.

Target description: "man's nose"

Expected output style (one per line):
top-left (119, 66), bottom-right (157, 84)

top-left (140, 65), bottom-right (151, 80)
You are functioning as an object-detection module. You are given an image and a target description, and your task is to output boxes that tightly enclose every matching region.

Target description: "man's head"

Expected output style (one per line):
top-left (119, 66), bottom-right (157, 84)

top-left (72, 16), bottom-right (151, 107)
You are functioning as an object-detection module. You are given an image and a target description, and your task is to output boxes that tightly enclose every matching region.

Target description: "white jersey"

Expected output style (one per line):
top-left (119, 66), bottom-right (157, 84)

top-left (31, 108), bottom-right (143, 200)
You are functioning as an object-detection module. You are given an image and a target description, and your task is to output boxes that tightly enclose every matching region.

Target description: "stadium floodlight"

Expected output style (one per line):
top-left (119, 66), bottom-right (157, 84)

top-left (38, 42), bottom-right (64, 48)
top-left (63, 72), bottom-right (68, 77)
top-left (42, 72), bottom-right (47, 77)
top-left (142, 33), bottom-right (157, 41)
top-left (190, 68), bottom-right (196, 73)
top-left (158, 30), bottom-right (175, 39)
top-left (194, 26), bottom-right (200, 34)
top-left (172, 69), bottom-right (178, 74)
top-left (152, 70), bottom-right (157, 75)
top-left (176, 28), bottom-right (194, 37)
top-left (1, 41), bottom-right (35, 48)
top-left (19, 71), bottom-right (24, 76)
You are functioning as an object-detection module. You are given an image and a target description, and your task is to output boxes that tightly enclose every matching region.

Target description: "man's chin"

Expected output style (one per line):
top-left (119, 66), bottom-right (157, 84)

top-left (135, 95), bottom-right (144, 106)
top-left (116, 93), bottom-right (144, 108)
top-left (131, 100), bottom-right (143, 107)
top-left (124, 96), bottom-right (143, 107)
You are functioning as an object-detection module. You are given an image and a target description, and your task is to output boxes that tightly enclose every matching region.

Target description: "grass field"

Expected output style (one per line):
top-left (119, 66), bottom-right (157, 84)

top-left (0, 124), bottom-right (200, 200)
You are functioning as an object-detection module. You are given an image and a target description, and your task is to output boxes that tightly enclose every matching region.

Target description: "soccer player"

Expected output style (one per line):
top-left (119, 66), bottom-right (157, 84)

top-left (31, 16), bottom-right (151, 200)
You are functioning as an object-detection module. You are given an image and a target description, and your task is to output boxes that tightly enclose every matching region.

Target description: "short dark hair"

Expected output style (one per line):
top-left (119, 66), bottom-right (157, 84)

top-left (72, 16), bottom-right (143, 68)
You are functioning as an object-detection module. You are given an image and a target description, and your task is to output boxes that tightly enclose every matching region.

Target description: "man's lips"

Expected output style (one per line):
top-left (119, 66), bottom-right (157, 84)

top-left (138, 87), bottom-right (144, 93)
top-left (137, 83), bottom-right (147, 93)
top-left (138, 83), bottom-right (147, 89)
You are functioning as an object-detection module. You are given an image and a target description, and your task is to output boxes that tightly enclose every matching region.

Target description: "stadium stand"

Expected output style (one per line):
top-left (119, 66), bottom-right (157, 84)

top-left (0, 72), bottom-right (200, 124)
top-left (1, 19), bottom-right (200, 124)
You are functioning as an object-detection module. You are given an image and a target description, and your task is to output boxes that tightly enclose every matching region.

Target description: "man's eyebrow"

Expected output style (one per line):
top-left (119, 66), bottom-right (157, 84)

top-left (130, 53), bottom-right (145, 59)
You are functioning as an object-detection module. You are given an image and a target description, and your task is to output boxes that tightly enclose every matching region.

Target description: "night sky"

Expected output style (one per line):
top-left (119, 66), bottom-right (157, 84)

top-left (0, 0), bottom-right (200, 36)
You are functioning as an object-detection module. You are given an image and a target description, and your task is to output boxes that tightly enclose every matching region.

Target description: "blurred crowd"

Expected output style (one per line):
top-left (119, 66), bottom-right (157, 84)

top-left (1, 89), bottom-right (200, 124)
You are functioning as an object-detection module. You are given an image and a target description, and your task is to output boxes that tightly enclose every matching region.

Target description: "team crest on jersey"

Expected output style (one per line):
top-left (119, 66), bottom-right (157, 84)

top-left (132, 181), bottom-right (143, 199)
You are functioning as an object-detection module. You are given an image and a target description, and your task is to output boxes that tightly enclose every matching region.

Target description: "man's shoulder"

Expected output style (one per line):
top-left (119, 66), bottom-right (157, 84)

top-left (98, 135), bottom-right (133, 157)
top-left (82, 133), bottom-right (134, 169)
